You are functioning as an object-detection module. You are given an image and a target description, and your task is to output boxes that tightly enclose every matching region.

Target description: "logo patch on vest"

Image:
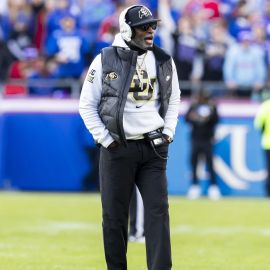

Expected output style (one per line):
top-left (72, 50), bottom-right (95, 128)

top-left (105, 72), bottom-right (118, 81)
top-left (87, 69), bottom-right (96, 83)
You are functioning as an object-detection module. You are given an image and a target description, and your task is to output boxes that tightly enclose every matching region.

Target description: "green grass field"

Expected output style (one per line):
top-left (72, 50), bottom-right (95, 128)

top-left (1, 192), bottom-right (270, 270)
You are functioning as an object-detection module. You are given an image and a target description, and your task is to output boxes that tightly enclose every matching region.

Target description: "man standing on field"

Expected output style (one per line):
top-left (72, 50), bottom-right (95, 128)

top-left (79, 5), bottom-right (180, 269)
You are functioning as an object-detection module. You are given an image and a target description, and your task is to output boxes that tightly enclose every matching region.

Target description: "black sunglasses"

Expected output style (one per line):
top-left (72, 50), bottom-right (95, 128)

top-left (137, 22), bottom-right (157, 31)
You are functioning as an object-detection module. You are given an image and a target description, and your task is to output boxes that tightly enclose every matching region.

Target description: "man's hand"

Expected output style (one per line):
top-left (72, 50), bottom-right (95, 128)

top-left (107, 141), bottom-right (119, 149)
top-left (163, 134), bottom-right (173, 144)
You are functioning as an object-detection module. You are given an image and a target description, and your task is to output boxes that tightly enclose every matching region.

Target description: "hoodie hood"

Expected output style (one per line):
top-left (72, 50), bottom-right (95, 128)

top-left (112, 33), bottom-right (130, 48)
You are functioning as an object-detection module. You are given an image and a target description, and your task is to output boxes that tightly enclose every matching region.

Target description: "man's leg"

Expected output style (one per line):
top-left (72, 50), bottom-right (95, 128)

top-left (136, 142), bottom-right (172, 270)
top-left (204, 143), bottom-right (216, 185)
top-left (99, 145), bottom-right (137, 270)
top-left (191, 142), bottom-right (199, 185)
top-left (129, 186), bottom-right (145, 241)
top-left (135, 186), bottom-right (144, 238)
top-left (129, 186), bottom-right (137, 238)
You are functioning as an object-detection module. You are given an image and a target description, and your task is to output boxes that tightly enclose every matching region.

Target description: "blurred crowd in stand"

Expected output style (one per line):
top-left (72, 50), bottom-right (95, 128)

top-left (1, 0), bottom-right (270, 99)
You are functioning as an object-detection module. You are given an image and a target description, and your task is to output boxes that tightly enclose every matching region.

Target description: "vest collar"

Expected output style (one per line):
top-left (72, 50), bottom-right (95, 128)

top-left (151, 44), bottom-right (171, 63)
top-left (114, 44), bottom-right (170, 64)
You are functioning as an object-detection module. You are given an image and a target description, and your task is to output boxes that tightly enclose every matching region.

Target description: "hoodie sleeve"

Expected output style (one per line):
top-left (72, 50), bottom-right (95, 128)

top-left (163, 58), bottom-right (181, 138)
top-left (79, 54), bottom-right (114, 148)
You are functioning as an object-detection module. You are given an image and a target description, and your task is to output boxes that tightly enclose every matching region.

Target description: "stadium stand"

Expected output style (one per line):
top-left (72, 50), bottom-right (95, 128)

top-left (0, 0), bottom-right (269, 99)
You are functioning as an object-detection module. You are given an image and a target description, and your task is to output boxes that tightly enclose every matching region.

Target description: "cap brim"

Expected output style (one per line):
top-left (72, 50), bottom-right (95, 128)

top-left (131, 18), bottom-right (161, 27)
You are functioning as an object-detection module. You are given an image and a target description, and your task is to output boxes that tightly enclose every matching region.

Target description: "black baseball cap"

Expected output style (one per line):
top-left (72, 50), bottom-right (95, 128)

top-left (125, 5), bottom-right (160, 27)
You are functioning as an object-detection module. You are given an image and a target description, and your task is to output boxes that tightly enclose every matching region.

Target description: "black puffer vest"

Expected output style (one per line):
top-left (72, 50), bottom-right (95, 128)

top-left (99, 45), bottom-right (173, 145)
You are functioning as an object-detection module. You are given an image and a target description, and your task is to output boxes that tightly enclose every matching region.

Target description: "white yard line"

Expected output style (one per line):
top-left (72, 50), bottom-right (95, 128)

top-left (24, 221), bottom-right (100, 234)
top-left (0, 221), bottom-right (100, 235)
top-left (172, 225), bottom-right (270, 236)
top-left (2, 222), bottom-right (270, 238)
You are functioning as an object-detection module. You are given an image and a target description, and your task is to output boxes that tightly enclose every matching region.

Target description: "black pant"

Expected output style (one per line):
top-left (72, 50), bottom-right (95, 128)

top-left (129, 186), bottom-right (138, 236)
top-left (129, 185), bottom-right (144, 237)
top-left (265, 150), bottom-right (270, 196)
top-left (191, 140), bottom-right (216, 185)
top-left (99, 140), bottom-right (172, 270)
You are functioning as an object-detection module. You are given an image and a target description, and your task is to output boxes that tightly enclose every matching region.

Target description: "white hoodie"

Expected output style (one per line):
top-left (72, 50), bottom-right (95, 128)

top-left (79, 33), bottom-right (180, 148)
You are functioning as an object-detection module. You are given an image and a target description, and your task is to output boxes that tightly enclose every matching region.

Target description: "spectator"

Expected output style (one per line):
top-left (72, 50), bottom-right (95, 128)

top-left (172, 15), bottom-right (204, 96)
top-left (223, 30), bottom-right (267, 99)
top-left (185, 90), bottom-right (221, 200)
top-left (45, 0), bottom-right (80, 42)
top-left (7, 12), bottom-right (34, 60)
top-left (44, 13), bottom-right (89, 79)
top-left (254, 91), bottom-right (270, 197)
top-left (202, 20), bottom-right (231, 78)
top-left (226, 1), bottom-right (261, 39)
top-left (202, 19), bottom-right (234, 95)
